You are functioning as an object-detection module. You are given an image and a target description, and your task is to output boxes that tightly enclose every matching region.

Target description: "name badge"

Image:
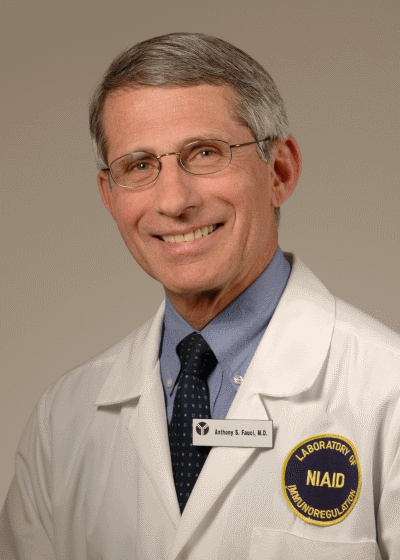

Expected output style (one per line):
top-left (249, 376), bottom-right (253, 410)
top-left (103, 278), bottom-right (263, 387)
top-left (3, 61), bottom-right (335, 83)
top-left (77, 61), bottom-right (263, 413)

top-left (192, 419), bottom-right (273, 448)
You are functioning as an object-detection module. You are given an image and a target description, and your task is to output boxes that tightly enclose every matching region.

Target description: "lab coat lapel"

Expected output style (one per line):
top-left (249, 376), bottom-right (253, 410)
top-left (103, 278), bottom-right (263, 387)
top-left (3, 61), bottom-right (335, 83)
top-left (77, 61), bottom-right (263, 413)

top-left (128, 363), bottom-right (181, 529)
top-left (96, 302), bottom-right (181, 528)
top-left (127, 307), bottom-right (181, 529)
top-left (168, 385), bottom-right (269, 560)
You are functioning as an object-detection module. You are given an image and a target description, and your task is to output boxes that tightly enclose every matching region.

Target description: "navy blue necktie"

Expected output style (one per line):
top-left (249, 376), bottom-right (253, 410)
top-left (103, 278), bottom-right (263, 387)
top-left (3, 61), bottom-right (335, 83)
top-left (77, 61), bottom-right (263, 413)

top-left (168, 332), bottom-right (218, 513)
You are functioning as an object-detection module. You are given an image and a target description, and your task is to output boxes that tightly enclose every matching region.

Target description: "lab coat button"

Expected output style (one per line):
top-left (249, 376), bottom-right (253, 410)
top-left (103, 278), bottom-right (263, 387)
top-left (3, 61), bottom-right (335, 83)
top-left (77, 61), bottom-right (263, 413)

top-left (167, 378), bottom-right (173, 388)
top-left (234, 375), bottom-right (243, 385)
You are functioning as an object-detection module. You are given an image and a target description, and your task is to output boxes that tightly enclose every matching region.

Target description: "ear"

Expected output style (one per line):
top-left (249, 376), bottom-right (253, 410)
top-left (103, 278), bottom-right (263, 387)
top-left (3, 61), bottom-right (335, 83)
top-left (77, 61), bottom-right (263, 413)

top-left (269, 137), bottom-right (302, 208)
top-left (97, 170), bottom-right (116, 219)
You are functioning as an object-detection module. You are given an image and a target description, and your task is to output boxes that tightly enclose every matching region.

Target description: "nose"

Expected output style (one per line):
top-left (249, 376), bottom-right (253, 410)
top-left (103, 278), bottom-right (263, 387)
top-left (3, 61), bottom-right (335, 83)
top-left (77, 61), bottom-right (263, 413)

top-left (153, 154), bottom-right (203, 217)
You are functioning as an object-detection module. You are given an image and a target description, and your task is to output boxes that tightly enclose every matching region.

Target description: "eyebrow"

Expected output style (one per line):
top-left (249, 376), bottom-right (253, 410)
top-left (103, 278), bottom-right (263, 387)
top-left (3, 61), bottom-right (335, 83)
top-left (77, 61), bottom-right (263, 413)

top-left (128, 133), bottom-right (231, 155)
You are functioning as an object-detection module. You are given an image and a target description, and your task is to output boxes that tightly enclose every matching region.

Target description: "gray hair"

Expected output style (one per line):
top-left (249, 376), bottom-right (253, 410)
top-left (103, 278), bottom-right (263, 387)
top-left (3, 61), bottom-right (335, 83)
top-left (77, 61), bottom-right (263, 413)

top-left (89, 32), bottom-right (291, 224)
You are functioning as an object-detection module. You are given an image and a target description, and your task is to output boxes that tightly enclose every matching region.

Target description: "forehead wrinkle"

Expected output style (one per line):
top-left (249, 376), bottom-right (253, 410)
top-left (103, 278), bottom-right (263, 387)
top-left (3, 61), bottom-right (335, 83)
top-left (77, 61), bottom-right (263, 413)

top-left (102, 83), bottom-right (251, 164)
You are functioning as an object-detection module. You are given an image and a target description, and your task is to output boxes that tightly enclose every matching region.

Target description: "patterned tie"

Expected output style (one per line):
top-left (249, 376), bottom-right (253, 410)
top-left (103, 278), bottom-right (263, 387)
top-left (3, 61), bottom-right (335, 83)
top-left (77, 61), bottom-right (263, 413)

top-left (168, 332), bottom-right (218, 513)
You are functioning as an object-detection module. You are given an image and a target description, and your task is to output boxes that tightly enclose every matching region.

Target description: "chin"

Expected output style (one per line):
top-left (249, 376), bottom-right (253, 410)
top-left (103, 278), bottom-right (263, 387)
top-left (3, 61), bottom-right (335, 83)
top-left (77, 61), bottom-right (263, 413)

top-left (163, 277), bottom-right (224, 298)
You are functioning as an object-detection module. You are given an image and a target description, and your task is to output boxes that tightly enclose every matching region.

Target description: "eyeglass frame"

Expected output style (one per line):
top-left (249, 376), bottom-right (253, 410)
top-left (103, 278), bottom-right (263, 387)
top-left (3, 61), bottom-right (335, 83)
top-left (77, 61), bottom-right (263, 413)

top-left (102, 136), bottom-right (274, 189)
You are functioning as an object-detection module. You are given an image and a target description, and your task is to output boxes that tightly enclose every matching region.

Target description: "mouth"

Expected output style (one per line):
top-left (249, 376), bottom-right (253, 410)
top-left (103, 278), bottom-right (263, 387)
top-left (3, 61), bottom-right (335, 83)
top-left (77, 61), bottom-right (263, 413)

top-left (157, 224), bottom-right (222, 244)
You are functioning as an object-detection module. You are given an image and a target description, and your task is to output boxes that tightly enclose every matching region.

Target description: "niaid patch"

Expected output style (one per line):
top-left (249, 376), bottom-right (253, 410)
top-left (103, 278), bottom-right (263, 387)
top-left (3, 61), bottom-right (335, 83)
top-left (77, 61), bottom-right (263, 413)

top-left (282, 434), bottom-right (361, 526)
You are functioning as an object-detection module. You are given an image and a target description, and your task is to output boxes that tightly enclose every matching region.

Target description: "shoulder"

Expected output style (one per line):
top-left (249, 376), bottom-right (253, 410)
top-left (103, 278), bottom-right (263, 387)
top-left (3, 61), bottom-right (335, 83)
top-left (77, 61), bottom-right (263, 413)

top-left (327, 298), bottom-right (400, 412)
top-left (38, 306), bottom-right (163, 426)
top-left (283, 254), bottom-right (400, 395)
top-left (286, 252), bottom-right (400, 356)
top-left (334, 298), bottom-right (400, 356)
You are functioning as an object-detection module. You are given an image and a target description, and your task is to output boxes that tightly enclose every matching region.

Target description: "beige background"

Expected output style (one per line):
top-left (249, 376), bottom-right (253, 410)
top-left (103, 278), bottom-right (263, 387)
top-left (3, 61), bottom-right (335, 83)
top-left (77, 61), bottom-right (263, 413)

top-left (1, 0), bottom-right (399, 506)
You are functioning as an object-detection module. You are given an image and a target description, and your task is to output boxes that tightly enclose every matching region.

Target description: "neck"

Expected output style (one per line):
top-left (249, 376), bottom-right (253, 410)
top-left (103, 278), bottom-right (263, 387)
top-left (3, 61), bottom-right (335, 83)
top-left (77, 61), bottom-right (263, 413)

top-left (166, 289), bottom-right (237, 331)
top-left (165, 242), bottom-right (278, 331)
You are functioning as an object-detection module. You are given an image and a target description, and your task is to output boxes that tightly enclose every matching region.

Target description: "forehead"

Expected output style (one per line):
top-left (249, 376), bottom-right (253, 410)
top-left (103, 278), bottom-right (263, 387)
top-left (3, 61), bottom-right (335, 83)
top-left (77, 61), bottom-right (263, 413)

top-left (102, 84), bottom-right (245, 161)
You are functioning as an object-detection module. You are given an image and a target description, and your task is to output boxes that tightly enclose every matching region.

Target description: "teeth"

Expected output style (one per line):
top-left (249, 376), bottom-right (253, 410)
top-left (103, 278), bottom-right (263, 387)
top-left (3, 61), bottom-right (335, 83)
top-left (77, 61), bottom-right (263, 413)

top-left (161, 224), bottom-right (218, 243)
top-left (184, 231), bottom-right (195, 242)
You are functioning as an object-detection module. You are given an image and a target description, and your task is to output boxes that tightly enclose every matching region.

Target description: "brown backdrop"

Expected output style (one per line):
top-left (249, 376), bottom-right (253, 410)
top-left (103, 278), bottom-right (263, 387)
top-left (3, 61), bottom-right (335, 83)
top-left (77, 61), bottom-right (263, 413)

top-left (1, 0), bottom-right (399, 505)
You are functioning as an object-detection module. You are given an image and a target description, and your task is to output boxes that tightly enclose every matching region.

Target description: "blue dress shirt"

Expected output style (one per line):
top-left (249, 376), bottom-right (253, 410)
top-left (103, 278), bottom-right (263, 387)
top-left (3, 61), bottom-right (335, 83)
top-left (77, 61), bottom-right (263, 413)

top-left (159, 246), bottom-right (291, 423)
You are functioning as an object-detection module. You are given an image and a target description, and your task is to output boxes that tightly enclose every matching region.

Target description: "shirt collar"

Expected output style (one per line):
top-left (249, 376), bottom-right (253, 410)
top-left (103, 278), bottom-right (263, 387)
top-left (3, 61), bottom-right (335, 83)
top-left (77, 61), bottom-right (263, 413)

top-left (161, 245), bottom-right (290, 375)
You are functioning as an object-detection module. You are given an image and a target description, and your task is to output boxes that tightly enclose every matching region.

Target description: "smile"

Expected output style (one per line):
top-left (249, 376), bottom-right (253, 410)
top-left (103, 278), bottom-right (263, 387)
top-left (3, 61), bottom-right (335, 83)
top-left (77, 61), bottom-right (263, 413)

top-left (160, 224), bottom-right (220, 244)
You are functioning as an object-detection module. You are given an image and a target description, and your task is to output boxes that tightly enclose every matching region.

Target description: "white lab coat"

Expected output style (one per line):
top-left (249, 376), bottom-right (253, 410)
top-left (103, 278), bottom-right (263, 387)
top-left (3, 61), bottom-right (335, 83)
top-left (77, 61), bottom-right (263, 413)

top-left (1, 254), bottom-right (400, 560)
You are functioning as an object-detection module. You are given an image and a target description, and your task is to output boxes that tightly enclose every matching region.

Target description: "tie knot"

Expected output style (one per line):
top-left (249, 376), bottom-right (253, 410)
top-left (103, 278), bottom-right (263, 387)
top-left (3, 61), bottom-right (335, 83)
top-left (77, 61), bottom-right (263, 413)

top-left (177, 332), bottom-right (217, 380)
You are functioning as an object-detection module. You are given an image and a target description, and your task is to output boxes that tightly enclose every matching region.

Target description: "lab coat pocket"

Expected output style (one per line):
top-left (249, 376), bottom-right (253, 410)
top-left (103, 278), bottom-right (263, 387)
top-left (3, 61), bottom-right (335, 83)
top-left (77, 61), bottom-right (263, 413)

top-left (248, 527), bottom-right (378, 559)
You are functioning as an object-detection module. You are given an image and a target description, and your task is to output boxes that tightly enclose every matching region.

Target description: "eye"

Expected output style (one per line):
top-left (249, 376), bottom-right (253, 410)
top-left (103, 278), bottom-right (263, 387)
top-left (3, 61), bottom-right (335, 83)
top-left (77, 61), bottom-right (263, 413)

top-left (198, 148), bottom-right (218, 158)
top-left (185, 143), bottom-right (223, 163)
top-left (130, 161), bottom-right (151, 171)
top-left (122, 155), bottom-right (158, 174)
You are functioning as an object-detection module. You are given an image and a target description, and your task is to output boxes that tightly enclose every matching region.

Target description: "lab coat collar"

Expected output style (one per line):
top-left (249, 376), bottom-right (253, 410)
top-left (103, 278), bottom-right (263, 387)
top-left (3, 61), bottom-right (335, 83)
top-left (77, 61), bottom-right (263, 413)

top-left (95, 302), bottom-right (165, 406)
top-left (242, 252), bottom-right (335, 397)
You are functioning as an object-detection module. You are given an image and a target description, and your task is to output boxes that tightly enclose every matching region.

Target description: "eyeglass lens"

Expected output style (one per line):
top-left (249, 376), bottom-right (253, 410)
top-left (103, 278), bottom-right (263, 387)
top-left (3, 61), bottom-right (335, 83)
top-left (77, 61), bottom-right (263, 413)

top-left (110, 140), bottom-right (232, 188)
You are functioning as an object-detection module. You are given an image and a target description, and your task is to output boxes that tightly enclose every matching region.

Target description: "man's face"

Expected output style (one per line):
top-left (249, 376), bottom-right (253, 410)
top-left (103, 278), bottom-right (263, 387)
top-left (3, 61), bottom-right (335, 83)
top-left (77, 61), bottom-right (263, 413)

top-left (98, 84), bottom-right (279, 304)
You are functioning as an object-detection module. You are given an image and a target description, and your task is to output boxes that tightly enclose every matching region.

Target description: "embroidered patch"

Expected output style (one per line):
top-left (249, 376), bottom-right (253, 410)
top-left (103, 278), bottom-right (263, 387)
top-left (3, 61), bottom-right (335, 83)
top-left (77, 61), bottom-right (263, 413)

top-left (282, 434), bottom-right (361, 526)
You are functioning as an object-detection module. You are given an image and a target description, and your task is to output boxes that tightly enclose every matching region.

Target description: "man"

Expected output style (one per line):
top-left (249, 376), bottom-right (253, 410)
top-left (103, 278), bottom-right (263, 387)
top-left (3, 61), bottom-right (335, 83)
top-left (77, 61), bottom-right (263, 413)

top-left (1, 32), bottom-right (399, 560)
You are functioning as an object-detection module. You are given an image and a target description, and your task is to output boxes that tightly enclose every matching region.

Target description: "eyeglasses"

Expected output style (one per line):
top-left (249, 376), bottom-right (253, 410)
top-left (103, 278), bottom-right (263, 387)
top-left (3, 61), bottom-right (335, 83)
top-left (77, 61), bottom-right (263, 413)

top-left (102, 137), bottom-right (273, 189)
